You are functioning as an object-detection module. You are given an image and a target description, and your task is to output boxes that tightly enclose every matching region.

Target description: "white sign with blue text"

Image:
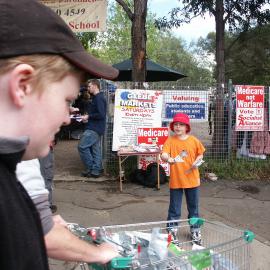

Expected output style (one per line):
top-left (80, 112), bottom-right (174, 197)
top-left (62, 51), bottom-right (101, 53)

top-left (163, 90), bottom-right (209, 122)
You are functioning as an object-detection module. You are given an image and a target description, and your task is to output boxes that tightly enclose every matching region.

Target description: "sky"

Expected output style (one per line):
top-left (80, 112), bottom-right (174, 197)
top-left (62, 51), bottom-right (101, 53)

top-left (149, 0), bottom-right (215, 43)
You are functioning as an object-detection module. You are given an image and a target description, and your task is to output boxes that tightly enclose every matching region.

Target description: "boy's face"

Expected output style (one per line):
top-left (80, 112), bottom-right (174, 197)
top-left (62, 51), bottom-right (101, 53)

top-left (23, 74), bottom-right (80, 159)
top-left (173, 122), bottom-right (187, 136)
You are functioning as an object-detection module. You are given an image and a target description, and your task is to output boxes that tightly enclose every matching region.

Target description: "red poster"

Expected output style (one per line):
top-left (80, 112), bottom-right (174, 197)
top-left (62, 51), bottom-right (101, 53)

top-left (235, 85), bottom-right (264, 131)
top-left (137, 127), bottom-right (170, 175)
top-left (137, 127), bottom-right (169, 146)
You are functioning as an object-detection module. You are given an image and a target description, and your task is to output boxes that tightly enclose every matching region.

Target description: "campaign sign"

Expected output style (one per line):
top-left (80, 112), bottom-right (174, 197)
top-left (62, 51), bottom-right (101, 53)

top-left (163, 90), bottom-right (208, 122)
top-left (165, 103), bottom-right (205, 120)
top-left (235, 85), bottom-right (264, 131)
top-left (137, 127), bottom-right (169, 146)
top-left (137, 127), bottom-right (169, 175)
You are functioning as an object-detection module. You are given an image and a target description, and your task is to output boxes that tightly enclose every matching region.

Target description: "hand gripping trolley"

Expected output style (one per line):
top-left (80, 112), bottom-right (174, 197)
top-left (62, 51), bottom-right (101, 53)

top-left (68, 218), bottom-right (255, 270)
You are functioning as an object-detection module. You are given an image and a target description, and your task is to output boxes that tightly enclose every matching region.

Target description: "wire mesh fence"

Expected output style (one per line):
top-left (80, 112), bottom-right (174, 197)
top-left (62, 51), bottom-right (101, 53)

top-left (100, 81), bottom-right (270, 179)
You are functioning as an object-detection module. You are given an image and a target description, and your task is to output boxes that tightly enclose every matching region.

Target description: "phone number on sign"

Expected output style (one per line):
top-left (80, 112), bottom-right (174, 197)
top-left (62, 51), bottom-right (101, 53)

top-left (55, 8), bottom-right (85, 16)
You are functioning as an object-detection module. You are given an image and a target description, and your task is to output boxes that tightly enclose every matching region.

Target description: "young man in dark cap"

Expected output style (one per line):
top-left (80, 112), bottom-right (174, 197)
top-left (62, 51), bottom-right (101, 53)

top-left (0, 0), bottom-right (118, 269)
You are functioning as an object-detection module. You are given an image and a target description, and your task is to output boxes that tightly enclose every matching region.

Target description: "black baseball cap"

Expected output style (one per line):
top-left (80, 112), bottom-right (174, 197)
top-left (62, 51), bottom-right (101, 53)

top-left (0, 0), bottom-right (119, 80)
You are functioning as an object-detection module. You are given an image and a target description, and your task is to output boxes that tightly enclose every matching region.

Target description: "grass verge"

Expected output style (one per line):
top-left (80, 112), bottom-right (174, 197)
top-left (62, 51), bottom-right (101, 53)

top-left (201, 156), bottom-right (270, 180)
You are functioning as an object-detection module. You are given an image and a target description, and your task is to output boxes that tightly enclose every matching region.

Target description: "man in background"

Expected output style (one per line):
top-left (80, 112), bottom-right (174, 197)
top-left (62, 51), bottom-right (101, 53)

top-left (79, 79), bottom-right (107, 178)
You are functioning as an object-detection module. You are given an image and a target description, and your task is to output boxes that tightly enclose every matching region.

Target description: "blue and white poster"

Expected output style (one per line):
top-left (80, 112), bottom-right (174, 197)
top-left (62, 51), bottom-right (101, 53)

top-left (163, 90), bottom-right (208, 122)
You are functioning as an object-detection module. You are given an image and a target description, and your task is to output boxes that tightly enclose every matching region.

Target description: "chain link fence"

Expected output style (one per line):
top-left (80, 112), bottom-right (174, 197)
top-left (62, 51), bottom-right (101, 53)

top-left (100, 81), bottom-right (270, 179)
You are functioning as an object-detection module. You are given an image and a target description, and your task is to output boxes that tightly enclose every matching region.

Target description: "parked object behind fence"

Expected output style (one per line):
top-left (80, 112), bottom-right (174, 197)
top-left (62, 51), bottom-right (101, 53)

top-left (130, 162), bottom-right (167, 188)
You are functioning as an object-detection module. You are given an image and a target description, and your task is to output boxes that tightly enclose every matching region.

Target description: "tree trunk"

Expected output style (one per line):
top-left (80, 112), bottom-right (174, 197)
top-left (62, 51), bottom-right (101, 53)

top-left (213, 0), bottom-right (225, 156)
top-left (131, 0), bottom-right (147, 82)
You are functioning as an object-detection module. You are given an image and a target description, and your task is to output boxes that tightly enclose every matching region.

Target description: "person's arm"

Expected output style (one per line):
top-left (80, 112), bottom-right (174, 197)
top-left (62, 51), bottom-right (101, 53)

top-left (192, 138), bottom-right (205, 167)
top-left (45, 223), bottom-right (119, 264)
top-left (160, 152), bottom-right (175, 164)
top-left (192, 154), bottom-right (204, 166)
top-left (17, 160), bottom-right (118, 264)
top-left (89, 95), bottom-right (106, 120)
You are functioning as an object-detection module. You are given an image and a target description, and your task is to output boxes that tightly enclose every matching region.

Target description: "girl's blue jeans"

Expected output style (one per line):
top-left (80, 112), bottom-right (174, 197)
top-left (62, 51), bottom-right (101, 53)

top-left (167, 187), bottom-right (199, 229)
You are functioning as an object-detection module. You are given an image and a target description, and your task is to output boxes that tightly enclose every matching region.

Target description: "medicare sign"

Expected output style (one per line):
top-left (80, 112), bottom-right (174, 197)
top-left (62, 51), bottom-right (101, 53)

top-left (235, 85), bottom-right (264, 131)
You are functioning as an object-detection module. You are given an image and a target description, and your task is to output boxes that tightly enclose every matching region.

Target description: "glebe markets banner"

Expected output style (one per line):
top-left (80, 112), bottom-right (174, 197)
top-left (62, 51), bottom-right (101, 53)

top-left (41, 0), bottom-right (107, 32)
top-left (112, 89), bottom-right (163, 151)
top-left (235, 85), bottom-right (264, 131)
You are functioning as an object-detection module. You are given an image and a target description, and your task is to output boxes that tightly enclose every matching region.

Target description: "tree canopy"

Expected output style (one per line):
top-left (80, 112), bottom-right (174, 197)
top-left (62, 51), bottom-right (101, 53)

top-left (196, 25), bottom-right (270, 85)
top-left (155, 0), bottom-right (270, 154)
top-left (95, 1), bottom-right (213, 84)
top-left (155, 0), bottom-right (270, 84)
top-left (226, 25), bottom-right (270, 85)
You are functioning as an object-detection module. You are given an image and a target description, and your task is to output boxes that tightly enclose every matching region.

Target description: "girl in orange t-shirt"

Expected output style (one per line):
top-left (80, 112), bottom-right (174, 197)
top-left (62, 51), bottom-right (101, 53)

top-left (161, 113), bottom-right (205, 244)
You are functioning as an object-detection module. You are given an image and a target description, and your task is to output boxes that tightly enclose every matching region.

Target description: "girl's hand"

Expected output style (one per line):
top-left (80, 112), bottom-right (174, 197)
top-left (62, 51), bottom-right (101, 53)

top-left (168, 157), bottom-right (175, 164)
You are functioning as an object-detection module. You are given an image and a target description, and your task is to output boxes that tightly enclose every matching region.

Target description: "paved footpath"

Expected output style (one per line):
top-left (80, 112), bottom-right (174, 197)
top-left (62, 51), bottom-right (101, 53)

top-left (49, 140), bottom-right (270, 270)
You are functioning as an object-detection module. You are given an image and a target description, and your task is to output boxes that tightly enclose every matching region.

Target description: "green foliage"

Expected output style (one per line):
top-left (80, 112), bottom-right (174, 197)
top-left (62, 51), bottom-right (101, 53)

top-left (225, 24), bottom-right (270, 85)
top-left (201, 157), bottom-right (270, 180)
top-left (75, 32), bottom-right (97, 50)
top-left (155, 0), bottom-right (270, 85)
top-left (196, 25), bottom-right (270, 85)
top-left (94, 1), bottom-right (213, 83)
top-left (95, 3), bottom-right (132, 64)
top-left (148, 31), bottom-right (214, 84)
top-left (155, 1), bottom-right (270, 32)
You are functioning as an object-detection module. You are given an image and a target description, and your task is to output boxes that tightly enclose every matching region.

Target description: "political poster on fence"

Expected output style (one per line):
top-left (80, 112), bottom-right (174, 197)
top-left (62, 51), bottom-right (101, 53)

top-left (163, 90), bottom-right (209, 122)
top-left (41, 0), bottom-right (107, 32)
top-left (235, 85), bottom-right (264, 131)
top-left (112, 89), bottom-right (163, 151)
top-left (137, 127), bottom-right (169, 175)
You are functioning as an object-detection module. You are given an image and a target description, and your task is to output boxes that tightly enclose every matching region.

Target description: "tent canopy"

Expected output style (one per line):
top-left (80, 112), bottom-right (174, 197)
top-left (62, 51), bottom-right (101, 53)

top-left (112, 59), bottom-right (187, 82)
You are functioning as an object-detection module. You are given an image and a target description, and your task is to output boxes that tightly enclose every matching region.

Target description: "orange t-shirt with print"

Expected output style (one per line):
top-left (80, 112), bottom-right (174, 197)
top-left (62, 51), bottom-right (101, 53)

top-left (162, 135), bottom-right (205, 189)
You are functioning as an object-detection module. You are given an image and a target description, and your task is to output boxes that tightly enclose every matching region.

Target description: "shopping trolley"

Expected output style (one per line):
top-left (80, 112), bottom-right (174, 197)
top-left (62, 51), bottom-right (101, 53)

top-left (68, 218), bottom-right (255, 270)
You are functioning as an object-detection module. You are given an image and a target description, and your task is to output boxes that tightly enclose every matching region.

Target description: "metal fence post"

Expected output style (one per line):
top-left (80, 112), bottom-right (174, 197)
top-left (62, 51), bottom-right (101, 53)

top-left (227, 79), bottom-right (233, 158)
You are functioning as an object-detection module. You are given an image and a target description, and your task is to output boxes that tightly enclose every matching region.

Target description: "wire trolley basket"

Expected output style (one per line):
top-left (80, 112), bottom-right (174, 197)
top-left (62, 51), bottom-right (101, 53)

top-left (68, 218), bottom-right (255, 270)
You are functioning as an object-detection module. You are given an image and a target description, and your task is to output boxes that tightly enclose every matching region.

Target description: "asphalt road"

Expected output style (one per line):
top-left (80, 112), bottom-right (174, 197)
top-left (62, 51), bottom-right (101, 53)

top-left (49, 140), bottom-right (270, 270)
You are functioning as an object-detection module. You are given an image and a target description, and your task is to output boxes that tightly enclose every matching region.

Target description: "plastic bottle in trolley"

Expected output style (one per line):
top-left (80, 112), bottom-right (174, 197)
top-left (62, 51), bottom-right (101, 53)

top-left (147, 227), bottom-right (168, 269)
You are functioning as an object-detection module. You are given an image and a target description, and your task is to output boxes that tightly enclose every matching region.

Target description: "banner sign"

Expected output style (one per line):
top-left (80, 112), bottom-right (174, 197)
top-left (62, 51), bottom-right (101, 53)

top-left (112, 89), bottom-right (163, 151)
top-left (235, 85), bottom-right (264, 131)
top-left (163, 90), bottom-right (208, 122)
top-left (40, 0), bottom-right (107, 32)
top-left (137, 127), bottom-right (169, 175)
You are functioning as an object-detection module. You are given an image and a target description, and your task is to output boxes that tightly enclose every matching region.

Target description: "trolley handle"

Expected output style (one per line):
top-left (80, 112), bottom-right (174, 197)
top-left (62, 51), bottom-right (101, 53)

top-left (243, 230), bottom-right (255, 243)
